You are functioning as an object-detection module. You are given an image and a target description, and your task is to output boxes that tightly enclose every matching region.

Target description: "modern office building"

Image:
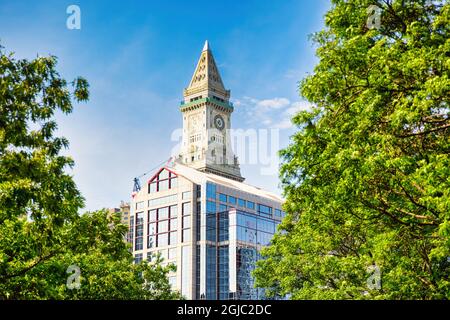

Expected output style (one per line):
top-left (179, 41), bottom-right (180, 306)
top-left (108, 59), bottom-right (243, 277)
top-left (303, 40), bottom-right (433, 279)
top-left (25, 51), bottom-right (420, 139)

top-left (130, 41), bottom-right (284, 300)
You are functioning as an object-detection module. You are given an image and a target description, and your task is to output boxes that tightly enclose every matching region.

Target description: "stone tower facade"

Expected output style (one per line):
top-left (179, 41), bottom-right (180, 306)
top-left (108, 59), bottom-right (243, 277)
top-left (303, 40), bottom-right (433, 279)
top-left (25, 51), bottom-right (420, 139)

top-left (178, 41), bottom-right (243, 182)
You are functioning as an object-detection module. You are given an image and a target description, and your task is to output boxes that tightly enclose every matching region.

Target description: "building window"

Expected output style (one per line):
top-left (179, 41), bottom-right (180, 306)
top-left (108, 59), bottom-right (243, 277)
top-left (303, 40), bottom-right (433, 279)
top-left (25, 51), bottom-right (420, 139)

top-left (183, 229), bottom-right (191, 242)
top-left (181, 246), bottom-right (191, 297)
top-left (149, 209), bottom-right (157, 222)
top-left (148, 223), bottom-right (156, 235)
top-left (170, 218), bottom-right (178, 230)
top-left (205, 210), bottom-right (229, 244)
top-left (236, 214), bottom-right (257, 244)
top-left (159, 170), bottom-right (169, 180)
top-left (136, 201), bottom-right (144, 210)
top-left (170, 205), bottom-right (178, 217)
top-left (158, 220), bottom-right (169, 233)
top-left (228, 196), bottom-right (236, 205)
top-left (168, 247), bottom-right (177, 260)
top-left (206, 200), bottom-right (216, 213)
top-left (196, 245), bottom-right (201, 299)
top-left (236, 212), bottom-right (277, 252)
top-left (257, 204), bottom-right (272, 217)
top-left (128, 215), bottom-right (134, 246)
top-left (236, 247), bottom-right (259, 299)
top-left (238, 198), bottom-right (246, 207)
top-left (206, 183), bottom-right (216, 199)
top-left (182, 202), bottom-right (191, 215)
top-left (135, 212), bottom-right (144, 251)
top-left (182, 217), bottom-right (191, 242)
top-left (218, 246), bottom-right (229, 300)
top-left (206, 213), bottom-right (216, 242)
top-left (147, 169), bottom-right (178, 193)
top-left (158, 207), bottom-right (169, 220)
top-left (196, 201), bottom-right (201, 241)
top-left (181, 202), bottom-right (191, 243)
top-left (183, 215), bottom-right (191, 228)
top-left (134, 253), bottom-right (143, 264)
top-left (136, 212), bottom-right (144, 224)
top-left (219, 193), bottom-right (227, 203)
top-left (275, 208), bottom-right (285, 218)
top-left (159, 179), bottom-right (169, 191)
top-left (257, 232), bottom-right (272, 246)
top-left (218, 212), bottom-right (229, 242)
top-left (159, 249), bottom-right (168, 261)
top-left (158, 233), bottom-right (169, 247)
top-left (148, 235), bottom-right (155, 248)
top-left (189, 133), bottom-right (202, 143)
top-left (182, 191), bottom-right (192, 200)
top-left (219, 204), bottom-right (227, 212)
top-left (256, 218), bottom-right (275, 233)
top-left (246, 201), bottom-right (255, 210)
top-left (170, 232), bottom-right (177, 245)
top-left (206, 244), bottom-right (217, 299)
top-left (135, 237), bottom-right (143, 251)
top-left (148, 205), bottom-right (178, 248)
top-left (171, 177), bottom-right (178, 188)
top-left (196, 185), bottom-right (201, 198)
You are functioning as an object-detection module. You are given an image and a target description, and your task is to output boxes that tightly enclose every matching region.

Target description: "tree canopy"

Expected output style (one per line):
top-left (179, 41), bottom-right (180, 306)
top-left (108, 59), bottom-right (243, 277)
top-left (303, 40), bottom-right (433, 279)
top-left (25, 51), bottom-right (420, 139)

top-left (0, 45), bottom-right (181, 299)
top-left (255, 0), bottom-right (449, 299)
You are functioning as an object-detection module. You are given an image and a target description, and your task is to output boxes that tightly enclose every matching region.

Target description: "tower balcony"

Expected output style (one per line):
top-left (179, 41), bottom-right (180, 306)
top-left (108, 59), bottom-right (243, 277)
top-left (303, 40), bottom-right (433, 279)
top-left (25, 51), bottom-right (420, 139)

top-left (179, 96), bottom-right (234, 112)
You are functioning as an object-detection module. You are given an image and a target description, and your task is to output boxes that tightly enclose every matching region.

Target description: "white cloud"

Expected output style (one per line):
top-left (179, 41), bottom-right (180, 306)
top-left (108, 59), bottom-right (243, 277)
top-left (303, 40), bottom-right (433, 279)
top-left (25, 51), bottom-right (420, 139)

top-left (285, 101), bottom-right (312, 116)
top-left (233, 99), bottom-right (242, 107)
top-left (236, 96), bottom-right (312, 130)
top-left (272, 118), bottom-right (293, 129)
top-left (256, 97), bottom-right (290, 110)
top-left (242, 96), bottom-right (259, 105)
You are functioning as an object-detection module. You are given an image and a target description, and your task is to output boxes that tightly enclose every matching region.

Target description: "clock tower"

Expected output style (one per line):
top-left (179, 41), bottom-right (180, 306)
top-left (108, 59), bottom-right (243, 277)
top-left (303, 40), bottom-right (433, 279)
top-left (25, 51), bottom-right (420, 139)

top-left (177, 41), bottom-right (244, 182)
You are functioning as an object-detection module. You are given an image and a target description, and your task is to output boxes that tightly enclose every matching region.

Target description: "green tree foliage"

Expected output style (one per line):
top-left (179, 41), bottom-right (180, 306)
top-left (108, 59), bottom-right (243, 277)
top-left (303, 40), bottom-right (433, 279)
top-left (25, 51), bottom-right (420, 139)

top-left (0, 45), bottom-right (181, 299)
top-left (254, 0), bottom-right (449, 299)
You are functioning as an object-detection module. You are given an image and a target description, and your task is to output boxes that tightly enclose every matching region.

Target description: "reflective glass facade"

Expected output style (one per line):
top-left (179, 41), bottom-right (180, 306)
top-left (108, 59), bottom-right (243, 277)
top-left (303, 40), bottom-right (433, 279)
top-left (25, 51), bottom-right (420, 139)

top-left (236, 247), bottom-right (260, 299)
top-left (203, 202), bottom-right (281, 300)
top-left (132, 174), bottom-right (284, 300)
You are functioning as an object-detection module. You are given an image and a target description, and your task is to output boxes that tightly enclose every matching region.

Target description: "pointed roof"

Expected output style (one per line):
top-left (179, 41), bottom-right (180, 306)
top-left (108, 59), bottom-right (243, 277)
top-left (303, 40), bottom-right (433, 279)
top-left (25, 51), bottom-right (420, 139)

top-left (184, 40), bottom-right (229, 99)
top-left (202, 40), bottom-right (209, 51)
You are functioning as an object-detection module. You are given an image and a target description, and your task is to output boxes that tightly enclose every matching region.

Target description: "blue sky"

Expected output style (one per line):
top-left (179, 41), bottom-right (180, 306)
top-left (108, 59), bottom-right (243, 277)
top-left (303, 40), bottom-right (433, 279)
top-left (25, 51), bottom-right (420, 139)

top-left (0, 0), bottom-right (330, 211)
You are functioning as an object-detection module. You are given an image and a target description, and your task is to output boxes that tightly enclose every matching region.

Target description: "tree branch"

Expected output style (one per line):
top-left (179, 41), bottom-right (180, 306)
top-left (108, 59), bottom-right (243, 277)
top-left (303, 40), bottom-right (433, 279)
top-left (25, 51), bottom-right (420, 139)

top-left (397, 123), bottom-right (450, 138)
top-left (1, 250), bottom-right (59, 280)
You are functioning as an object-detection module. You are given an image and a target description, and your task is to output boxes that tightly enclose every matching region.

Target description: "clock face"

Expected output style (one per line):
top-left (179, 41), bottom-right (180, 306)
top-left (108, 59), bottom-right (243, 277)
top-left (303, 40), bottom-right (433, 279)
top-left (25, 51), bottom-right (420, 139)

top-left (214, 115), bottom-right (225, 130)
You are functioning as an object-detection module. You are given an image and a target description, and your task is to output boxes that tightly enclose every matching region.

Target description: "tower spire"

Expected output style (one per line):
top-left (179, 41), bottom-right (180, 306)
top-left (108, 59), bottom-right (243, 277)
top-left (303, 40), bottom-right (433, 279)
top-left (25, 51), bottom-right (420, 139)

top-left (183, 41), bottom-right (230, 102)
top-left (178, 41), bottom-right (243, 182)
top-left (202, 40), bottom-right (209, 51)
